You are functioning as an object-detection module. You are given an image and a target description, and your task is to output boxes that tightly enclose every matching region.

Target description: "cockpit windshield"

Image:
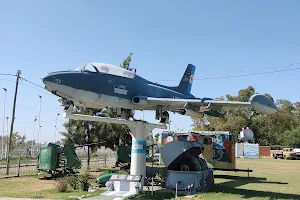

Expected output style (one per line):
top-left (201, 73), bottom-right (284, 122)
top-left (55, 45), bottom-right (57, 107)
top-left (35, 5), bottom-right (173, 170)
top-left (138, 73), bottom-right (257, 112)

top-left (74, 62), bottom-right (135, 79)
top-left (74, 63), bottom-right (97, 72)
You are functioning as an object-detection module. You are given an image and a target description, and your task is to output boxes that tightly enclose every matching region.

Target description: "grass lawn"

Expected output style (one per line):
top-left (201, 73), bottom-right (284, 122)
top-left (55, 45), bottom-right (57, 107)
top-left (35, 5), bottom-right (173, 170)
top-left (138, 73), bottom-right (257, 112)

top-left (133, 158), bottom-right (300, 200)
top-left (0, 175), bottom-right (104, 199)
top-left (0, 158), bottom-right (299, 199)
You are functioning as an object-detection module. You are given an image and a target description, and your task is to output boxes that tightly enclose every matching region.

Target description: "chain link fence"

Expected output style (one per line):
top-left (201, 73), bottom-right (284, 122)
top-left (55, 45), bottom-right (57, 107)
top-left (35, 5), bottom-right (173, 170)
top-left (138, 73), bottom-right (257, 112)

top-left (0, 146), bottom-right (116, 178)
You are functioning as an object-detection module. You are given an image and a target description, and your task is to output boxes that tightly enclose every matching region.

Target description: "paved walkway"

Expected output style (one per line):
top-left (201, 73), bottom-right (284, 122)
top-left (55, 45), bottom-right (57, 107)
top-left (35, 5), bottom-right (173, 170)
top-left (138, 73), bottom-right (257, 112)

top-left (0, 197), bottom-right (118, 200)
top-left (0, 186), bottom-right (166, 200)
top-left (0, 198), bottom-right (50, 200)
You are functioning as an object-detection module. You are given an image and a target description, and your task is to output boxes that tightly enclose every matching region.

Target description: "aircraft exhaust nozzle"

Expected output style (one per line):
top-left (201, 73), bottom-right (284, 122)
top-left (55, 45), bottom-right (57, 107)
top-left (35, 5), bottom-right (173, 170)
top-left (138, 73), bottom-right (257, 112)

top-left (250, 94), bottom-right (278, 114)
top-left (175, 108), bottom-right (203, 118)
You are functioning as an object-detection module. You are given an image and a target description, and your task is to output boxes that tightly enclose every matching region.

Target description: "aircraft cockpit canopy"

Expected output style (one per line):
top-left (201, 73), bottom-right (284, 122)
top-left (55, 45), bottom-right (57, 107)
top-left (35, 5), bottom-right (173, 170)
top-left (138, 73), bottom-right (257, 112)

top-left (74, 63), bottom-right (135, 79)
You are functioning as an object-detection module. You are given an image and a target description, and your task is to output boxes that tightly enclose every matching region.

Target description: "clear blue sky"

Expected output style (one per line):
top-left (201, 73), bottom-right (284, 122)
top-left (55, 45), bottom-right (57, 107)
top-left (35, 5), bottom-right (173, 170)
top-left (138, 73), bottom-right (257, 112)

top-left (0, 1), bottom-right (300, 143)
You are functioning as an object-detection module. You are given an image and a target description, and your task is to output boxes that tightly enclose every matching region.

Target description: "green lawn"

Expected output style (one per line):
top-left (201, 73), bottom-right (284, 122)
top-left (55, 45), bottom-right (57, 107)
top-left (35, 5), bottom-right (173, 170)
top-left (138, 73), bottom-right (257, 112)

top-left (133, 158), bottom-right (300, 200)
top-left (0, 175), bottom-right (104, 199)
top-left (199, 158), bottom-right (300, 200)
top-left (0, 158), bottom-right (299, 200)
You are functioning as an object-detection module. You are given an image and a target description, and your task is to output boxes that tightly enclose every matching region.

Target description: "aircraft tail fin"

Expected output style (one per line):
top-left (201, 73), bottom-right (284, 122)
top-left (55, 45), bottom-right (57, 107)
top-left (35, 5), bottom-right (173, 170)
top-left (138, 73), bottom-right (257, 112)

top-left (176, 64), bottom-right (195, 94)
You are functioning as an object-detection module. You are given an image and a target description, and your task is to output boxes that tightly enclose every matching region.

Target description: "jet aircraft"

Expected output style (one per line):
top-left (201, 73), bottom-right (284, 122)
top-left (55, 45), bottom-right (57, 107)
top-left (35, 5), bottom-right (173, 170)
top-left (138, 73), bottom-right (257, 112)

top-left (42, 63), bottom-right (277, 123)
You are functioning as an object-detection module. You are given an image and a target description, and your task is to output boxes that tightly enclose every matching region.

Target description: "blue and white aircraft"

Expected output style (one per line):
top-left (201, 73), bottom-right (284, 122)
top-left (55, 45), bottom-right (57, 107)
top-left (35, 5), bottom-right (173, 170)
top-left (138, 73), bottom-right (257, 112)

top-left (42, 63), bottom-right (277, 123)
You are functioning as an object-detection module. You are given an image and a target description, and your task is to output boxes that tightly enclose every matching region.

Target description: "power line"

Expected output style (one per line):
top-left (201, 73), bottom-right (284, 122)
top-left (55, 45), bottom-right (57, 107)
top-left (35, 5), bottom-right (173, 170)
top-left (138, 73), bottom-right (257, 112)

top-left (19, 82), bottom-right (52, 96)
top-left (1, 99), bottom-right (62, 113)
top-left (158, 63), bottom-right (300, 82)
top-left (198, 66), bottom-right (300, 81)
top-left (41, 100), bottom-right (61, 109)
top-left (0, 78), bottom-right (16, 82)
top-left (3, 106), bottom-right (62, 114)
top-left (20, 77), bottom-right (45, 89)
top-left (0, 73), bottom-right (16, 77)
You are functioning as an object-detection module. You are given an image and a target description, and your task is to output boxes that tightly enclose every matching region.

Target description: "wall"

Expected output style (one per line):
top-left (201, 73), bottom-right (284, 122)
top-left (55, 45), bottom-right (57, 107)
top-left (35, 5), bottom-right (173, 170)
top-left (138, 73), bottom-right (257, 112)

top-left (259, 146), bottom-right (271, 157)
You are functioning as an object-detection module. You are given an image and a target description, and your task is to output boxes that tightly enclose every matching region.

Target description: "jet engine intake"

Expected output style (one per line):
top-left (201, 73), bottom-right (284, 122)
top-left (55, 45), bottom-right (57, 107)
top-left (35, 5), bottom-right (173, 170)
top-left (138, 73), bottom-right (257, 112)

top-left (132, 96), bottom-right (148, 105)
top-left (175, 108), bottom-right (203, 118)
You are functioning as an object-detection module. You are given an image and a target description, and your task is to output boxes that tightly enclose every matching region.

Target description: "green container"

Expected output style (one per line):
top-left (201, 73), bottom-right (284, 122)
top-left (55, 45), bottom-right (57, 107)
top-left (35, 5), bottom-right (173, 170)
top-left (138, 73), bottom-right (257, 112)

top-left (97, 173), bottom-right (114, 184)
top-left (116, 145), bottom-right (153, 163)
top-left (64, 144), bottom-right (82, 169)
top-left (116, 145), bottom-right (131, 163)
top-left (39, 145), bottom-right (58, 170)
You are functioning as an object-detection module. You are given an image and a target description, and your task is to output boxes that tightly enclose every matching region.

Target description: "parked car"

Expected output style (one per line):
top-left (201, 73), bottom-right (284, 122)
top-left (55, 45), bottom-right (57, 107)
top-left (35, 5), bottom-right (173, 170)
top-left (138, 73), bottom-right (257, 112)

top-left (292, 148), bottom-right (300, 159)
top-left (271, 148), bottom-right (297, 159)
top-left (282, 148), bottom-right (297, 159)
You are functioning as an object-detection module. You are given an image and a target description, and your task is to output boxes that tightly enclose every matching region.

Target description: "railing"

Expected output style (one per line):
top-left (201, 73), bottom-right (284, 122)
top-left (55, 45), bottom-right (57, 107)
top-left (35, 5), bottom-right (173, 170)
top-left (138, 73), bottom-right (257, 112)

top-left (0, 151), bottom-right (116, 178)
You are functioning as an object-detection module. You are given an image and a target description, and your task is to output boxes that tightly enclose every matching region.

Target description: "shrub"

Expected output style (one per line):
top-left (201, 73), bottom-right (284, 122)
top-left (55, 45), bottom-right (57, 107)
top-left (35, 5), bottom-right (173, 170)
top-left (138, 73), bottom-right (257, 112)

top-left (79, 172), bottom-right (91, 191)
top-left (56, 177), bottom-right (68, 192)
top-left (68, 175), bottom-right (80, 190)
top-left (156, 167), bottom-right (168, 187)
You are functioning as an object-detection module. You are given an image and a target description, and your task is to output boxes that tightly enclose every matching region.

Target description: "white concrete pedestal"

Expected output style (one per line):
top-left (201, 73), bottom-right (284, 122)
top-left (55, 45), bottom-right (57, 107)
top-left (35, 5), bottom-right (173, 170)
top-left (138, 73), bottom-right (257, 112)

top-left (64, 113), bottom-right (167, 191)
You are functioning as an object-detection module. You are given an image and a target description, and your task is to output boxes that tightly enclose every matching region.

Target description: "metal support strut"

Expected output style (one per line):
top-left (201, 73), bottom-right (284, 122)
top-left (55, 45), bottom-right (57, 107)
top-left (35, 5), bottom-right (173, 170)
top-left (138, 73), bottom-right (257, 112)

top-left (63, 111), bottom-right (167, 191)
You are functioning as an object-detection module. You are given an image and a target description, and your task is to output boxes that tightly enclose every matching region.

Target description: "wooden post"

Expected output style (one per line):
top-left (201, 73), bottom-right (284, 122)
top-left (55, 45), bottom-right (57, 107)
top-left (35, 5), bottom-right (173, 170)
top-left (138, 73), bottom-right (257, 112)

top-left (151, 177), bottom-right (154, 195)
top-left (6, 70), bottom-right (21, 175)
top-left (104, 153), bottom-right (107, 167)
top-left (248, 168), bottom-right (250, 178)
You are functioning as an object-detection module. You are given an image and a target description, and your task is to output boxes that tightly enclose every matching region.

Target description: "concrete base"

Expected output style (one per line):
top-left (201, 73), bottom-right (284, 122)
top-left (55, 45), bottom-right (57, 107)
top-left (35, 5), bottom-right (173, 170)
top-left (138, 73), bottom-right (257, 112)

top-left (100, 190), bottom-right (137, 198)
top-left (64, 112), bottom-right (167, 192)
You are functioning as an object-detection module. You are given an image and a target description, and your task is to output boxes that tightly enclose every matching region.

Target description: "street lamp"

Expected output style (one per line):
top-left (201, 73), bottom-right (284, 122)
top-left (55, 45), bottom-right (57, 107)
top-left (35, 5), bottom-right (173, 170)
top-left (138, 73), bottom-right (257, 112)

top-left (32, 116), bottom-right (37, 157)
top-left (54, 113), bottom-right (60, 143)
top-left (5, 117), bottom-right (8, 159)
top-left (38, 95), bottom-right (42, 153)
top-left (2, 88), bottom-right (7, 160)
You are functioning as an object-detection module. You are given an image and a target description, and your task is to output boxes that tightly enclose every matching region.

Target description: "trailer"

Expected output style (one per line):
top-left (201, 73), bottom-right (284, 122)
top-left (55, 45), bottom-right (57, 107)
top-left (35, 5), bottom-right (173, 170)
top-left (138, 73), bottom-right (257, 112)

top-left (37, 143), bottom-right (82, 178)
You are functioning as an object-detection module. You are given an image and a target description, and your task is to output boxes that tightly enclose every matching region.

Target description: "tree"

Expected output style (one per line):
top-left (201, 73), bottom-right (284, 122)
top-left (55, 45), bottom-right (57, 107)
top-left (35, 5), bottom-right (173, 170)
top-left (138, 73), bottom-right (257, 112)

top-left (282, 126), bottom-right (300, 147)
top-left (5, 132), bottom-right (26, 151)
top-left (192, 86), bottom-right (300, 146)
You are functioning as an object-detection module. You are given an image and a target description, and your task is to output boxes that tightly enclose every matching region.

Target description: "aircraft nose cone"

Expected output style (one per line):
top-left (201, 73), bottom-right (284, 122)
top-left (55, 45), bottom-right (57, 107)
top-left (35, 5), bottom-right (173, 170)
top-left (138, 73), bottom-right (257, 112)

top-left (42, 74), bottom-right (54, 91)
top-left (42, 72), bottom-right (64, 92)
top-left (42, 74), bottom-right (52, 84)
top-left (43, 74), bottom-right (60, 84)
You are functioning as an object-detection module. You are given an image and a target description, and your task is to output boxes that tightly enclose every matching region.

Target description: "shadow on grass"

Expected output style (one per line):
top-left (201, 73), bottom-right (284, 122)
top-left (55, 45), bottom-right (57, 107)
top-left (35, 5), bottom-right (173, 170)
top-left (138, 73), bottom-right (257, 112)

top-left (127, 191), bottom-right (175, 200)
top-left (214, 174), bottom-right (288, 185)
top-left (205, 175), bottom-right (299, 200)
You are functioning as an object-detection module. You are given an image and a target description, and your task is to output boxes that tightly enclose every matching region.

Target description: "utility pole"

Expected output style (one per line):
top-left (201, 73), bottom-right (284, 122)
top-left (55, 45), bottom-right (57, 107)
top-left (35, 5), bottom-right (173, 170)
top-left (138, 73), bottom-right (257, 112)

top-left (6, 70), bottom-right (21, 175)
top-left (54, 113), bottom-right (60, 143)
top-left (2, 88), bottom-right (7, 160)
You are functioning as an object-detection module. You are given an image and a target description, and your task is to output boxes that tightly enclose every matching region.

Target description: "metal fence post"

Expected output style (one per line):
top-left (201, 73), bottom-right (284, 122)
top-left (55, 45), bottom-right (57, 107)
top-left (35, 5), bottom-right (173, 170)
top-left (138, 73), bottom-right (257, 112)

top-left (17, 156), bottom-right (21, 177)
top-left (104, 153), bottom-right (107, 167)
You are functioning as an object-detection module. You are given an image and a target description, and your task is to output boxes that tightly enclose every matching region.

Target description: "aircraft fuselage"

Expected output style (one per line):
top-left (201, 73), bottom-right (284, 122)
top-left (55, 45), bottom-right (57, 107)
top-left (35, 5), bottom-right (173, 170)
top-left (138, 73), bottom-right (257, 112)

top-left (43, 70), bottom-right (195, 111)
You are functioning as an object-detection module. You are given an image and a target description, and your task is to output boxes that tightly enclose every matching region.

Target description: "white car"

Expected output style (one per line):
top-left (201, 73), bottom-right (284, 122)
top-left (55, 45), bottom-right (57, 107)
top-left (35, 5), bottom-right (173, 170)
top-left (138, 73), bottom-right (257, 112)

top-left (292, 148), bottom-right (300, 159)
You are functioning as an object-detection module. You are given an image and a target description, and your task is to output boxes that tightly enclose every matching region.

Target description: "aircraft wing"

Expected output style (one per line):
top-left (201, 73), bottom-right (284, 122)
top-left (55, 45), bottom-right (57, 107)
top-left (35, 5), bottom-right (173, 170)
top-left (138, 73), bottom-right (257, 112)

top-left (146, 94), bottom-right (277, 116)
top-left (147, 97), bottom-right (252, 108)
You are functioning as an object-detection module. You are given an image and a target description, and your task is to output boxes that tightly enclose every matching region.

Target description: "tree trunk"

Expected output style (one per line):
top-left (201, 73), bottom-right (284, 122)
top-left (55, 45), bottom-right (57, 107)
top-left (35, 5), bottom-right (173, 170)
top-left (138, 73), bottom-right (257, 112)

top-left (87, 129), bottom-right (91, 170)
top-left (87, 145), bottom-right (90, 170)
